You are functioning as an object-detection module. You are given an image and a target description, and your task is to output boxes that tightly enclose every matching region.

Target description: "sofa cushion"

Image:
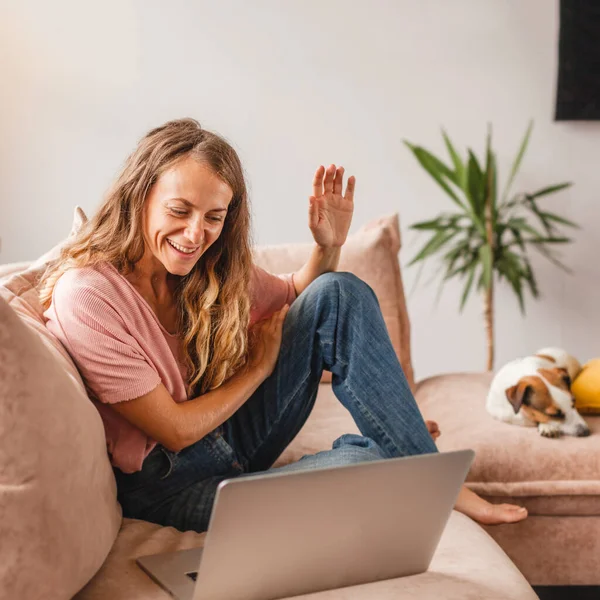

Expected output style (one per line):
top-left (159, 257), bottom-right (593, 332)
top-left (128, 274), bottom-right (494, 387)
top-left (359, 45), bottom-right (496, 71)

top-left (74, 512), bottom-right (535, 600)
top-left (0, 261), bottom-right (32, 281)
top-left (0, 206), bottom-right (89, 395)
top-left (0, 294), bottom-right (122, 600)
top-left (572, 358), bottom-right (600, 414)
top-left (253, 213), bottom-right (415, 390)
top-left (415, 372), bottom-right (600, 515)
top-left (0, 205), bottom-right (84, 284)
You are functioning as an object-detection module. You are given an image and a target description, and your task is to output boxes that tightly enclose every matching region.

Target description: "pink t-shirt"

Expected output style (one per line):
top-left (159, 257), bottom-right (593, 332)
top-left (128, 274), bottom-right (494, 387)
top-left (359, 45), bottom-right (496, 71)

top-left (43, 261), bottom-right (297, 474)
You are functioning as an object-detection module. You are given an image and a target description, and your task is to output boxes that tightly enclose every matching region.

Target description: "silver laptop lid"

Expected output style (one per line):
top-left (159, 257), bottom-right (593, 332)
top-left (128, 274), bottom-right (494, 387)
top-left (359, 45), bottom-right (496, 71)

top-left (193, 449), bottom-right (474, 600)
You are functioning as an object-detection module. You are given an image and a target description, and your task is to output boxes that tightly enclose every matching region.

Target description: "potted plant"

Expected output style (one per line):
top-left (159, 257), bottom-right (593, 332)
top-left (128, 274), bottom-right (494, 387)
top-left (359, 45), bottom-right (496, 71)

top-left (404, 122), bottom-right (578, 370)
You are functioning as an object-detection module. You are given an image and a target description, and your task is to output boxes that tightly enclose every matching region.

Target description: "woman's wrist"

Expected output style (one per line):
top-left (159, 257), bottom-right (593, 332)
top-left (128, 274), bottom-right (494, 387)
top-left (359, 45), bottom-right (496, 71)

top-left (239, 362), bottom-right (269, 386)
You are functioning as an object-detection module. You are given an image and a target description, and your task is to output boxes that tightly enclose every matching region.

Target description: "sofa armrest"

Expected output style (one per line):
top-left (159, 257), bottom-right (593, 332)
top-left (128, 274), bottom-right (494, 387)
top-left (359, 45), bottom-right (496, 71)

top-left (0, 262), bottom-right (32, 281)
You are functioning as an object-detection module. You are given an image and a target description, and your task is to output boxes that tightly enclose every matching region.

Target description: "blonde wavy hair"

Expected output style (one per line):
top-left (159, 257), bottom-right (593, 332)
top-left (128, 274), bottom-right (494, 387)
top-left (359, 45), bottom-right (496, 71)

top-left (39, 118), bottom-right (253, 397)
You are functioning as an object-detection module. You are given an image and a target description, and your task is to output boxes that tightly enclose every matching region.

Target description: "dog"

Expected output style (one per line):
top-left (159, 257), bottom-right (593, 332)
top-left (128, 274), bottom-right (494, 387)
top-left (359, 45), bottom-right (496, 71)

top-left (486, 347), bottom-right (591, 438)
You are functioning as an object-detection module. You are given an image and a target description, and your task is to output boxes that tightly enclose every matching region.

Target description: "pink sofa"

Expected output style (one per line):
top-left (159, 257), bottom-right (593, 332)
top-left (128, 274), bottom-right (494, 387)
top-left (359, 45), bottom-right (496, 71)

top-left (0, 211), bottom-right (537, 599)
top-left (416, 373), bottom-right (600, 586)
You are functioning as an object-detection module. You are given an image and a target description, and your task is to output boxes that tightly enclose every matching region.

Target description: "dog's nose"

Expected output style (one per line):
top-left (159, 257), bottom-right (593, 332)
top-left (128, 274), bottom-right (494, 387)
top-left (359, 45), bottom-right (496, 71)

top-left (575, 424), bottom-right (591, 437)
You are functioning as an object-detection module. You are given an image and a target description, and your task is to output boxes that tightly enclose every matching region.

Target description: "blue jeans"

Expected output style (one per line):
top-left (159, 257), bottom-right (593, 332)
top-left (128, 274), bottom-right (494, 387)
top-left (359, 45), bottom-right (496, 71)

top-left (113, 272), bottom-right (438, 533)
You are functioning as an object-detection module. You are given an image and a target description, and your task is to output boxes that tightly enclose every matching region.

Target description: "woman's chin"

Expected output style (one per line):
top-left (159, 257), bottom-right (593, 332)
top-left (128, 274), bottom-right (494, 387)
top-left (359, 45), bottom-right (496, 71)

top-left (163, 250), bottom-right (203, 275)
top-left (167, 262), bottom-right (196, 276)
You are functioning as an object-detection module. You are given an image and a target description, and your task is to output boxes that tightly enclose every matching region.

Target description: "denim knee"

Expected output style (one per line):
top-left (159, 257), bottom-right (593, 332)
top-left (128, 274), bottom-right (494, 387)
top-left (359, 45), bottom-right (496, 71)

top-left (308, 271), bottom-right (377, 303)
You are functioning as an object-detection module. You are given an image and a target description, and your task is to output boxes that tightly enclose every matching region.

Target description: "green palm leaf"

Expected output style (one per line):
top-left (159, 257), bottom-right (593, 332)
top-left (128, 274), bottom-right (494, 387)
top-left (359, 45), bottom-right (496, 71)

top-left (408, 229), bottom-right (460, 266)
top-left (460, 261), bottom-right (478, 312)
top-left (501, 120), bottom-right (533, 204)
top-left (410, 217), bottom-right (447, 231)
top-left (522, 257), bottom-right (539, 298)
top-left (442, 129), bottom-right (466, 189)
top-left (484, 125), bottom-right (498, 226)
top-left (528, 182), bottom-right (572, 199)
top-left (404, 142), bottom-right (465, 209)
top-left (466, 150), bottom-right (485, 217)
top-left (479, 244), bottom-right (493, 290)
top-left (537, 211), bottom-right (579, 229)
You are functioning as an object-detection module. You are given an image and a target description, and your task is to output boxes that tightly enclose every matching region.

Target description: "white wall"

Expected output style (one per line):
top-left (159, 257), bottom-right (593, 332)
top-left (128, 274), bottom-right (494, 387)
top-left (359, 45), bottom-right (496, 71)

top-left (1, 0), bottom-right (599, 380)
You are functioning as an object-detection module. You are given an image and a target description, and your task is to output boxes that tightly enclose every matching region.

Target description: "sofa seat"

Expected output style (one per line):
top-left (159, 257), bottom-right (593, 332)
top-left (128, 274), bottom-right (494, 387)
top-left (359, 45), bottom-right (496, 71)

top-left (75, 513), bottom-right (535, 600)
top-left (72, 383), bottom-right (535, 599)
top-left (415, 372), bottom-right (600, 585)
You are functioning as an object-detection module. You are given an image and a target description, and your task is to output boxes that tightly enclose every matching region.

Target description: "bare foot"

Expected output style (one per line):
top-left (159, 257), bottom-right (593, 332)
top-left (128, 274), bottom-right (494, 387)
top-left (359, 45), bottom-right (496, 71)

top-left (475, 503), bottom-right (529, 526)
top-left (455, 486), bottom-right (528, 525)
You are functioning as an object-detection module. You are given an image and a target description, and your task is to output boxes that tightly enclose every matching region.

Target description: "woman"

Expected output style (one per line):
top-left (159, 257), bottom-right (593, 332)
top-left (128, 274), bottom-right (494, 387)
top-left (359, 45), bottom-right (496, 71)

top-left (40, 118), bottom-right (527, 533)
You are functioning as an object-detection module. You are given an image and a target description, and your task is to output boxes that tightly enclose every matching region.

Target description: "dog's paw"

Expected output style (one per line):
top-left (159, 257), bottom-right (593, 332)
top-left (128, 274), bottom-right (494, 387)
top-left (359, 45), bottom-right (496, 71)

top-left (538, 422), bottom-right (562, 438)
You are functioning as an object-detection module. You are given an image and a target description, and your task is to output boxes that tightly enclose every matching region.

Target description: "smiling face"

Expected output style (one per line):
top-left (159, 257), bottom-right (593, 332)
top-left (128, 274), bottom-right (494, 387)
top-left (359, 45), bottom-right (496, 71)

top-left (141, 156), bottom-right (233, 278)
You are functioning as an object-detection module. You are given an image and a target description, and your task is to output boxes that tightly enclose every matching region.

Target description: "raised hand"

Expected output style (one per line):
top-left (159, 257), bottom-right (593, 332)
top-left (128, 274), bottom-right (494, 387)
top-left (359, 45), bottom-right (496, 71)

top-left (309, 164), bottom-right (355, 248)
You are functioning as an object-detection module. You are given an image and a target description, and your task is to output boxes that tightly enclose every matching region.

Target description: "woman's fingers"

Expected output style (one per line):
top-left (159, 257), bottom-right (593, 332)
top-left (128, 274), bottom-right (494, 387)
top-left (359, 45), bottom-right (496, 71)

top-left (344, 175), bottom-right (356, 202)
top-left (333, 166), bottom-right (344, 195)
top-left (274, 304), bottom-right (289, 328)
top-left (308, 195), bottom-right (319, 230)
top-left (314, 164), bottom-right (353, 199)
top-left (312, 165), bottom-right (325, 198)
top-left (323, 164), bottom-right (336, 194)
top-left (265, 305), bottom-right (289, 333)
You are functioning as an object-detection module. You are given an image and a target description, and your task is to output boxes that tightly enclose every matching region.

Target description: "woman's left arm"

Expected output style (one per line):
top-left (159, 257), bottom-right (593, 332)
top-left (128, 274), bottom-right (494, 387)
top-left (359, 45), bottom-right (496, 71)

top-left (293, 164), bottom-right (356, 295)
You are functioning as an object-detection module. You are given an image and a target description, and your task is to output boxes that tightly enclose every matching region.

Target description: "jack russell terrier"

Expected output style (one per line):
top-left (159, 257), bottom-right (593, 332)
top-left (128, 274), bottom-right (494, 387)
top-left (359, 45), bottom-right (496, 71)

top-left (486, 347), bottom-right (591, 438)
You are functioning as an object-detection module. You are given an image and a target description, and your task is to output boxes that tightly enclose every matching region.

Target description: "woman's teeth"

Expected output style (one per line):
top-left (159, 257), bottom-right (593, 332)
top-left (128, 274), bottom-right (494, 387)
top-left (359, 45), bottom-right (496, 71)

top-left (167, 239), bottom-right (197, 254)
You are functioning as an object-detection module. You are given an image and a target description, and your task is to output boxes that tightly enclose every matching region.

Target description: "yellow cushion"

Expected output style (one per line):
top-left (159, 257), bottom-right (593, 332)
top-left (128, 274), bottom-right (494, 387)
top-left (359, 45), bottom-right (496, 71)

top-left (572, 359), bottom-right (600, 414)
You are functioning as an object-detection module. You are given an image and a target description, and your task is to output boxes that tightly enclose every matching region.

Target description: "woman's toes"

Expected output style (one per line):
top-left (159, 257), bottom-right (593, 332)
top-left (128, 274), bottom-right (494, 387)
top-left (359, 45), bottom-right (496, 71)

top-left (479, 504), bottom-right (528, 525)
top-left (425, 420), bottom-right (440, 440)
top-left (502, 505), bottom-right (528, 522)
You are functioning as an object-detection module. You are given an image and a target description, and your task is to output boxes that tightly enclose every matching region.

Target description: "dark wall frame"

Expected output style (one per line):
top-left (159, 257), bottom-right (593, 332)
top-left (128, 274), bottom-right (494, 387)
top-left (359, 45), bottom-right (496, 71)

top-left (555, 0), bottom-right (600, 121)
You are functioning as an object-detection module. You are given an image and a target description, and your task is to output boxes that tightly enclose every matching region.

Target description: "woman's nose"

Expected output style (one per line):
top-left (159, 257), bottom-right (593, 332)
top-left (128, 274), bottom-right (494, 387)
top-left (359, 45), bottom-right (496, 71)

top-left (185, 219), bottom-right (205, 246)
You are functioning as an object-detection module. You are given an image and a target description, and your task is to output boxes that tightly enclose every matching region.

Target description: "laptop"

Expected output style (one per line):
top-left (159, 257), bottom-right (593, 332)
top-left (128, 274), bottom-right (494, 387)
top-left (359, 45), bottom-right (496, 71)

top-left (136, 449), bottom-right (474, 600)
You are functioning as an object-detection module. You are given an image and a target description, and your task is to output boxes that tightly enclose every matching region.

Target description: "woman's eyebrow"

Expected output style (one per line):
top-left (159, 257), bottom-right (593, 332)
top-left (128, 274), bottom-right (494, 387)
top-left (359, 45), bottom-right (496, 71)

top-left (169, 197), bottom-right (228, 211)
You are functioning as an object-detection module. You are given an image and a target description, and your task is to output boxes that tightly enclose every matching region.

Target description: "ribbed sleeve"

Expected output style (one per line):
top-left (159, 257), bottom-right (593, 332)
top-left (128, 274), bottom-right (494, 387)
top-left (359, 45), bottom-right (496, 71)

top-left (51, 281), bottom-right (162, 404)
top-left (249, 265), bottom-right (297, 325)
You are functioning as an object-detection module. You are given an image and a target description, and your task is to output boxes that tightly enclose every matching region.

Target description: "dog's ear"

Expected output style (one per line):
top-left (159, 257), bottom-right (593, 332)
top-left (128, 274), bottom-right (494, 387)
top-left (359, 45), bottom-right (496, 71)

top-left (559, 368), bottom-right (572, 389)
top-left (538, 367), bottom-right (571, 390)
top-left (506, 382), bottom-right (533, 414)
